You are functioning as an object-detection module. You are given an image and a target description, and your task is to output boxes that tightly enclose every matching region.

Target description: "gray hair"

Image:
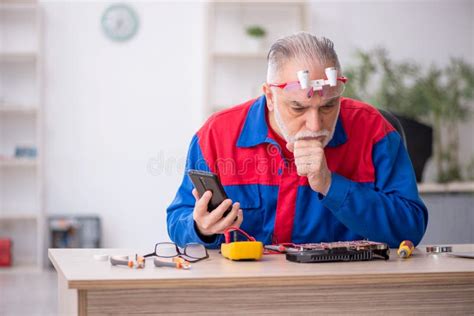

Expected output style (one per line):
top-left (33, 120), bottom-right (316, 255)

top-left (267, 32), bottom-right (341, 81)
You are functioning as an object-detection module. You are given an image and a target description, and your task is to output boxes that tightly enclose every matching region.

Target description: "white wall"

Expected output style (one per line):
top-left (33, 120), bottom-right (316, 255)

top-left (42, 1), bottom-right (205, 248)
top-left (310, 0), bottom-right (474, 181)
top-left (42, 1), bottom-right (473, 249)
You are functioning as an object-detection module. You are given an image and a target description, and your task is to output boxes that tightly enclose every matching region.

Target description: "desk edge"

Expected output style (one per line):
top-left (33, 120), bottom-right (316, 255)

top-left (67, 271), bottom-right (474, 290)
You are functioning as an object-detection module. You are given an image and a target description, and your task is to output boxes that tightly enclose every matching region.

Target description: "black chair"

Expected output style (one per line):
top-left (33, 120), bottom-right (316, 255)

top-left (378, 109), bottom-right (433, 182)
top-left (379, 109), bottom-right (407, 147)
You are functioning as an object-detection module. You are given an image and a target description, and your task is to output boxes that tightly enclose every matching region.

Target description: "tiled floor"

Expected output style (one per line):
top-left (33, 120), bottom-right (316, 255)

top-left (0, 268), bottom-right (57, 316)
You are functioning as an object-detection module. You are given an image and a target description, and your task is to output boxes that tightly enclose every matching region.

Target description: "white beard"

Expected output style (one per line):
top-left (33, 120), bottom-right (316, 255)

top-left (272, 99), bottom-right (340, 147)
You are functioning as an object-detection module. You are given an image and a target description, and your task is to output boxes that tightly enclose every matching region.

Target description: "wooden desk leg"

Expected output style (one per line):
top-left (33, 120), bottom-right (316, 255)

top-left (78, 290), bottom-right (88, 316)
top-left (57, 272), bottom-right (78, 316)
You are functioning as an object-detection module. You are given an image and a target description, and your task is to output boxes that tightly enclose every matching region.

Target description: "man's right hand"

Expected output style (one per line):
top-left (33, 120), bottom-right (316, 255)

top-left (192, 189), bottom-right (243, 236)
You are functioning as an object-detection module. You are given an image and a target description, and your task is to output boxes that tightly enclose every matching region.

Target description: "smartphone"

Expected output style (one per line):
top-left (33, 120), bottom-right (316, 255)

top-left (188, 169), bottom-right (231, 216)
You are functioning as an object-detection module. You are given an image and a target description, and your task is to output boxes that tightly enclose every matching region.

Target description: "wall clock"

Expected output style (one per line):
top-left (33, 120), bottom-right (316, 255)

top-left (101, 4), bottom-right (139, 42)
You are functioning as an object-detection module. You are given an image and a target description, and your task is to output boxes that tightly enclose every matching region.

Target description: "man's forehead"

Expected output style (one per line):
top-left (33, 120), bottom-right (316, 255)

top-left (279, 59), bottom-right (331, 82)
top-left (290, 96), bottom-right (340, 108)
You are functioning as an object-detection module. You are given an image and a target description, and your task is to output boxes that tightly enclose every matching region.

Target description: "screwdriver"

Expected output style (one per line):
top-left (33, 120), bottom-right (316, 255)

top-left (154, 257), bottom-right (191, 269)
top-left (397, 240), bottom-right (414, 258)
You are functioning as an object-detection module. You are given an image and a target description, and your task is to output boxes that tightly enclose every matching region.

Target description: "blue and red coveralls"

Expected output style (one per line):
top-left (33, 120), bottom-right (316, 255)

top-left (166, 96), bottom-right (428, 248)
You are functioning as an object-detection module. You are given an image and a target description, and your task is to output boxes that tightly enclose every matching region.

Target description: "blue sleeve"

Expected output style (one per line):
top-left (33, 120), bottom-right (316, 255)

top-left (320, 131), bottom-right (428, 247)
top-left (166, 134), bottom-right (224, 248)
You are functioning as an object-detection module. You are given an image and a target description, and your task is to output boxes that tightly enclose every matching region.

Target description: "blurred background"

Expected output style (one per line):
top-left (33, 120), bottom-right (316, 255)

top-left (0, 1), bottom-right (473, 312)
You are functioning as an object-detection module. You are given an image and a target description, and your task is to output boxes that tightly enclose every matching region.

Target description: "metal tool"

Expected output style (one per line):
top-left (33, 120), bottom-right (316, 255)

top-left (110, 254), bottom-right (145, 269)
top-left (154, 257), bottom-right (191, 269)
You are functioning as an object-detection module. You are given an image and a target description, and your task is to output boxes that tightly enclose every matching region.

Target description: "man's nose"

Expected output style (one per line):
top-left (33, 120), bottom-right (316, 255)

top-left (305, 107), bottom-right (323, 132)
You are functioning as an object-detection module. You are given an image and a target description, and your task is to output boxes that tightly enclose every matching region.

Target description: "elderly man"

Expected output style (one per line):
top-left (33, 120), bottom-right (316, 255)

top-left (167, 32), bottom-right (428, 248)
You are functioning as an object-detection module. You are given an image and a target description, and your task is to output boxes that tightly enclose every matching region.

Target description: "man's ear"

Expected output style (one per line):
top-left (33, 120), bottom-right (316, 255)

top-left (262, 83), bottom-right (275, 111)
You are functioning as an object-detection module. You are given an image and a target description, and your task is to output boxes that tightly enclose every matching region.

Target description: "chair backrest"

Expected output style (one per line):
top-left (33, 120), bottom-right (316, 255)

top-left (377, 108), bottom-right (433, 182)
top-left (378, 109), bottom-right (407, 147)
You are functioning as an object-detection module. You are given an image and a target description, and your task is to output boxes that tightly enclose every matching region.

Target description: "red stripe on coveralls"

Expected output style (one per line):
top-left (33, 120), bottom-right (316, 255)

top-left (273, 162), bottom-right (300, 244)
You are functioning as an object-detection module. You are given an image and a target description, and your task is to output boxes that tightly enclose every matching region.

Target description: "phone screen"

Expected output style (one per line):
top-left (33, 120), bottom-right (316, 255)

top-left (188, 170), bottom-right (231, 216)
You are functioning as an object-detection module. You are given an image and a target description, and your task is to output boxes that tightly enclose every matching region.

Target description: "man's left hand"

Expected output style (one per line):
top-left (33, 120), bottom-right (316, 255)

top-left (287, 139), bottom-right (332, 196)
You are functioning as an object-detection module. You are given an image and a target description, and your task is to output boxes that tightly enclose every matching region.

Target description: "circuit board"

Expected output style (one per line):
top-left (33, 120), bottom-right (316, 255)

top-left (265, 240), bottom-right (390, 263)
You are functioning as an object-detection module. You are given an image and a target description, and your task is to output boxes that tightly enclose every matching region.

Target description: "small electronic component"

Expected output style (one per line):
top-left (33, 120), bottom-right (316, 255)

top-left (265, 240), bottom-right (390, 263)
top-left (426, 245), bottom-right (453, 253)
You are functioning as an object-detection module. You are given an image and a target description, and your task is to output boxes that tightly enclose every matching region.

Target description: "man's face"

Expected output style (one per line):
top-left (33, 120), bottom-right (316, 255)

top-left (264, 60), bottom-right (342, 147)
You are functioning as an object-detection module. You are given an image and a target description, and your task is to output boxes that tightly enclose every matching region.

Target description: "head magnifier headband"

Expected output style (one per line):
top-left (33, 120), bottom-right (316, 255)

top-left (269, 67), bottom-right (348, 100)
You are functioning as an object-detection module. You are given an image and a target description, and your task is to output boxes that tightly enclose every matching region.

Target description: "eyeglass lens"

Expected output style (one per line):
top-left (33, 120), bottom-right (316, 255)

top-left (155, 242), bottom-right (179, 258)
top-left (184, 243), bottom-right (208, 259)
top-left (154, 242), bottom-right (207, 260)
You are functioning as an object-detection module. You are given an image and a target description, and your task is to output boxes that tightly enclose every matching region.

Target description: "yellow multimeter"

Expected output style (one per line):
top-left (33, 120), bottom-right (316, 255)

top-left (220, 226), bottom-right (263, 261)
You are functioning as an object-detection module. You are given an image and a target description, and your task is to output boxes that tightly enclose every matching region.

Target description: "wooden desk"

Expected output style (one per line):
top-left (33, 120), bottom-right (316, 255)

top-left (49, 245), bottom-right (474, 315)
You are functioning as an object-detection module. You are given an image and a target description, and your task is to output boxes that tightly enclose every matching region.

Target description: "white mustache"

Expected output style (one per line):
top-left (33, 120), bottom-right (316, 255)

top-left (289, 130), bottom-right (330, 143)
